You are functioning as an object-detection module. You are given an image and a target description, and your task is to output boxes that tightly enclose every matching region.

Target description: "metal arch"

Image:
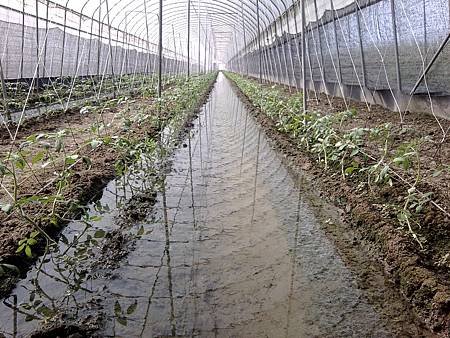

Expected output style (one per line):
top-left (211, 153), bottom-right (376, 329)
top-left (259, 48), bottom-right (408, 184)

top-left (109, 0), bottom-right (277, 61)
top-left (76, 0), bottom-right (270, 37)
top-left (109, 0), bottom-right (272, 29)
top-left (22, 0), bottom-right (295, 68)
top-left (109, 2), bottom-right (271, 41)
top-left (123, 0), bottom-right (286, 61)
top-left (93, 0), bottom-right (277, 30)
top-left (130, 8), bottom-right (259, 45)
top-left (68, 0), bottom-right (285, 45)
top-left (79, 0), bottom-right (264, 62)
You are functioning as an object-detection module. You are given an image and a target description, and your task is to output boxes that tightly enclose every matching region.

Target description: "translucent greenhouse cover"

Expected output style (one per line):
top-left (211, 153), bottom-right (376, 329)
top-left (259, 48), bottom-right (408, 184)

top-left (0, 0), bottom-right (359, 63)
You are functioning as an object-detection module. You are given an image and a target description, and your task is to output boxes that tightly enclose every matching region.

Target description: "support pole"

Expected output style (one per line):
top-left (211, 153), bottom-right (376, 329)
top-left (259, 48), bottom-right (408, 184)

top-left (330, 0), bottom-right (342, 84)
top-left (301, 0), bottom-right (307, 111)
top-left (256, 0), bottom-right (262, 83)
top-left (356, 4), bottom-right (367, 87)
top-left (198, 0), bottom-right (201, 74)
top-left (35, 0), bottom-right (40, 91)
top-left (241, 1), bottom-right (249, 76)
top-left (0, 59), bottom-right (11, 122)
top-left (60, 1), bottom-right (68, 79)
top-left (390, 0), bottom-right (402, 91)
top-left (143, 0), bottom-right (151, 77)
top-left (158, 0), bottom-right (163, 100)
top-left (105, 0), bottom-right (116, 97)
top-left (20, 0), bottom-right (25, 79)
top-left (187, 0), bottom-right (191, 77)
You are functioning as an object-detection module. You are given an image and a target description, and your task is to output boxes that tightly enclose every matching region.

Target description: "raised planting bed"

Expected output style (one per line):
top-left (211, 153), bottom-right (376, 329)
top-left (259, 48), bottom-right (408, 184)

top-left (0, 72), bottom-right (218, 298)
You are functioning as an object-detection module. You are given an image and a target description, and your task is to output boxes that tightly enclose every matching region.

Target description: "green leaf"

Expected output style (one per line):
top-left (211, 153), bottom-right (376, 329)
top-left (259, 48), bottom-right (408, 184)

top-left (31, 151), bottom-right (45, 164)
top-left (127, 300), bottom-right (138, 315)
top-left (137, 226), bottom-right (145, 236)
top-left (25, 245), bottom-right (32, 258)
top-left (91, 139), bottom-right (102, 149)
top-left (16, 243), bottom-right (26, 253)
top-left (25, 314), bottom-right (36, 322)
top-left (27, 238), bottom-right (37, 246)
top-left (344, 167), bottom-right (356, 175)
top-left (0, 264), bottom-right (19, 275)
top-left (1, 203), bottom-right (13, 214)
top-left (89, 215), bottom-right (102, 222)
top-left (15, 158), bottom-right (26, 170)
top-left (116, 316), bottom-right (128, 326)
top-left (37, 304), bottom-right (54, 317)
top-left (82, 156), bottom-right (92, 169)
top-left (94, 230), bottom-right (106, 238)
top-left (65, 154), bottom-right (79, 166)
top-left (350, 149), bottom-right (359, 157)
top-left (55, 138), bottom-right (63, 152)
top-left (114, 300), bottom-right (122, 317)
top-left (432, 170), bottom-right (443, 177)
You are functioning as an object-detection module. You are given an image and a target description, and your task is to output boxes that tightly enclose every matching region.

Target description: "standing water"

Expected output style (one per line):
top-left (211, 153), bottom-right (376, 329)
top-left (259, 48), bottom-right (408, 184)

top-left (0, 73), bottom-right (428, 337)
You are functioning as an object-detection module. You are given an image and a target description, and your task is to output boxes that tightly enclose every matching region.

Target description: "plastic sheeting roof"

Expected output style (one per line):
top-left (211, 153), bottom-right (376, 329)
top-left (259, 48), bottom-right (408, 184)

top-left (0, 0), bottom-right (359, 63)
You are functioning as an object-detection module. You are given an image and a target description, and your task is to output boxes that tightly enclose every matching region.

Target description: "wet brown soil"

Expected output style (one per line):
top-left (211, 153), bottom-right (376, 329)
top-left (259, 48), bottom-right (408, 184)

top-left (0, 76), bottom-right (217, 300)
top-left (226, 74), bottom-right (450, 336)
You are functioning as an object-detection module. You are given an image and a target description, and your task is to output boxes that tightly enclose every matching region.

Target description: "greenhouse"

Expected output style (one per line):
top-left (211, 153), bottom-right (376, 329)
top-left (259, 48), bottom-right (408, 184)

top-left (0, 0), bottom-right (449, 336)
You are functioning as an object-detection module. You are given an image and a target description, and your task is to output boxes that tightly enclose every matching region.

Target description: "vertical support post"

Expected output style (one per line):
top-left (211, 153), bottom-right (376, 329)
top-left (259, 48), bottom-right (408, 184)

top-left (105, 0), bottom-right (116, 97)
top-left (197, 0), bottom-right (201, 74)
top-left (292, 0), bottom-right (302, 89)
top-left (241, 1), bottom-right (249, 76)
top-left (203, 34), bottom-right (207, 74)
top-left (44, 0), bottom-right (49, 77)
top-left (75, 13), bottom-right (83, 76)
top-left (313, 0), bottom-right (325, 82)
top-left (35, 0), bottom-right (40, 91)
top-left (423, 0), bottom-right (427, 57)
top-left (97, 1), bottom-right (102, 78)
top-left (280, 16), bottom-right (292, 89)
top-left (286, 9), bottom-right (298, 88)
top-left (301, 0), bottom-right (307, 111)
top-left (158, 0), bottom-right (163, 100)
top-left (187, 0), bottom-right (191, 77)
top-left (172, 25), bottom-right (178, 76)
top-left (0, 59), bottom-right (11, 122)
top-left (330, 0), bottom-right (342, 84)
top-left (60, 2), bottom-right (68, 79)
top-left (256, 0), bottom-right (262, 83)
top-left (390, 0), bottom-right (402, 91)
top-left (355, 3), bottom-right (367, 88)
top-left (21, 0), bottom-right (25, 79)
top-left (144, 0), bottom-right (151, 77)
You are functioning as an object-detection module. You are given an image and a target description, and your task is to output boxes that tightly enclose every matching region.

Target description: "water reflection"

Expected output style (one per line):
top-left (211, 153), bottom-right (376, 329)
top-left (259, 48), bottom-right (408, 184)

top-left (0, 74), bottom-right (428, 337)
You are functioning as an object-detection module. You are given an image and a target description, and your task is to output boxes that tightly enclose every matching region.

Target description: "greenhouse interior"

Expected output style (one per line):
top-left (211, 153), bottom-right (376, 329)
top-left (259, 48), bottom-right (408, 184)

top-left (0, 0), bottom-right (449, 336)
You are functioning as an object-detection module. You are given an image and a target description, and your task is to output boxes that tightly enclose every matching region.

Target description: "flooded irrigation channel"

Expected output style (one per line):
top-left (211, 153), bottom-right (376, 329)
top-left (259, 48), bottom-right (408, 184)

top-left (0, 74), bottom-right (430, 337)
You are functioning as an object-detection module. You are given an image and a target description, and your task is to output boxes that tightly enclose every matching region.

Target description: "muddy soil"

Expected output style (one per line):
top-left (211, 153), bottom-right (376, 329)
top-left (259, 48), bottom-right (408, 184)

top-left (227, 74), bottom-right (450, 335)
top-left (0, 76), bottom-right (217, 299)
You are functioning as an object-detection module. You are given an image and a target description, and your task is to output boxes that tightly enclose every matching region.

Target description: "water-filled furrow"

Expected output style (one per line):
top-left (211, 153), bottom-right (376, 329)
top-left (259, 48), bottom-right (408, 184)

top-left (0, 73), bottom-right (428, 337)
